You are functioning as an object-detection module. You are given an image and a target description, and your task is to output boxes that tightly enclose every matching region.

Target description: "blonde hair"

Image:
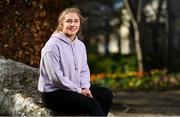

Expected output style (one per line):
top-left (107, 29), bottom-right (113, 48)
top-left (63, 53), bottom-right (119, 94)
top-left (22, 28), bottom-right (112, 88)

top-left (55, 7), bottom-right (86, 35)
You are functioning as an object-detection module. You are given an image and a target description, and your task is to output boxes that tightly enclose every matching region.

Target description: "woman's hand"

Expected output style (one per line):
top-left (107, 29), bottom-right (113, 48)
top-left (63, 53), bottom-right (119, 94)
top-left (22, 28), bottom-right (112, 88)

top-left (81, 88), bottom-right (93, 98)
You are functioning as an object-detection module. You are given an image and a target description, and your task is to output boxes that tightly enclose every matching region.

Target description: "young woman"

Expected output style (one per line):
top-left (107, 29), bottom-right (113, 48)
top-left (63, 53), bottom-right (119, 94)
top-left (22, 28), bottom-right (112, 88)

top-left (38, 7), bottom-right (113, 116)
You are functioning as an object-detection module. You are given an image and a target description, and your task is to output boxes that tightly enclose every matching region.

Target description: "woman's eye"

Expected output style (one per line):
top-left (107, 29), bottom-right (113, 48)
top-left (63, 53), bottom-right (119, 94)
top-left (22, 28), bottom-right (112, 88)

top-left (65, 20), bottom-right (72, 23)
top-left (74, 20), bottom-right (79, 23)
top-left (65, 19), bottom-right (79, 23)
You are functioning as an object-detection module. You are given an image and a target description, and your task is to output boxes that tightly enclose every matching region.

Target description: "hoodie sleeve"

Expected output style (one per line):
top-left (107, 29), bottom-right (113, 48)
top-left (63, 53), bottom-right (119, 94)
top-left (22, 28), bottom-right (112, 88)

top-left (79, 46), bottom-right (91, 89)
top-left (42, 51), bottom-right (82, 93)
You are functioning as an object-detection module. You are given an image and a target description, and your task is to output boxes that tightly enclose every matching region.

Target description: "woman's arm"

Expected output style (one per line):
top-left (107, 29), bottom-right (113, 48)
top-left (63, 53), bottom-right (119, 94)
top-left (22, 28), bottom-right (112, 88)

top-left (79, 47), bottom-right (91, 89)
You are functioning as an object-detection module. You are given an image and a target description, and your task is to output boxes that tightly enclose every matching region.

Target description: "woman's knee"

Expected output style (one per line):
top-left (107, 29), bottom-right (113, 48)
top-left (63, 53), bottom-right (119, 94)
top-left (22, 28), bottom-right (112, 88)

top-left (102, 87), bottom-right (114, 101)
top-left (91, 86), bottom-right (113, 101)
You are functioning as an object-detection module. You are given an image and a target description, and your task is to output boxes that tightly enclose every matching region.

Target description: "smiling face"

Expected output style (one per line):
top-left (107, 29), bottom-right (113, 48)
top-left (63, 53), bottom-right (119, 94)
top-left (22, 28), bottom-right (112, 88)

top-left (61, 12), bottom-right (80, 41)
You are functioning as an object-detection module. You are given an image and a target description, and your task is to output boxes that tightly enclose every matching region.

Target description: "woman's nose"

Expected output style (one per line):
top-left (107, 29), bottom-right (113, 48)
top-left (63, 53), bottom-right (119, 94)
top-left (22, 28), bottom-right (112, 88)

top-left (70, 21), bottom-right (75, 26)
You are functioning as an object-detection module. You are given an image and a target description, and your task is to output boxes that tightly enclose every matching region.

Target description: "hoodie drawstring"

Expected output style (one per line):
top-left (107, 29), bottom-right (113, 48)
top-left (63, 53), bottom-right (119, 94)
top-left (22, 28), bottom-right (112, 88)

top-left (71, 44), bottom-right (78, 70)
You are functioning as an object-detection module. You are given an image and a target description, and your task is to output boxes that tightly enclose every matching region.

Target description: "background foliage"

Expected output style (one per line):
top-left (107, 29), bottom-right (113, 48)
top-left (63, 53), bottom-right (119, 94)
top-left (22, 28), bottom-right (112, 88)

top-left (1, 0), bottom-right (180, 91)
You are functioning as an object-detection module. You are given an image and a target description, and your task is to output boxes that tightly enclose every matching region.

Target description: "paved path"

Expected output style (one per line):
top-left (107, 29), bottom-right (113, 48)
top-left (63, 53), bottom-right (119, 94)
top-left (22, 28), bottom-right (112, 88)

top-left (110, 90), bottom-right (180, 116)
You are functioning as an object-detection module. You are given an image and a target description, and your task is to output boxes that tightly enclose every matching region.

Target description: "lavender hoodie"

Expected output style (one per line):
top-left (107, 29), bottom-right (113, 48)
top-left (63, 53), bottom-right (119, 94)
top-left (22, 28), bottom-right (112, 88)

top-left (38, 32), bottom-right (90, 93)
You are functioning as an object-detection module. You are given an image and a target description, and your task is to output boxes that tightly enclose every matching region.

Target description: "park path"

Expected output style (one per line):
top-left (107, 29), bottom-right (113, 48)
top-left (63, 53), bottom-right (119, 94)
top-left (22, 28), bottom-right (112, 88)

top-left (110, 90), bottom-right (180, 116)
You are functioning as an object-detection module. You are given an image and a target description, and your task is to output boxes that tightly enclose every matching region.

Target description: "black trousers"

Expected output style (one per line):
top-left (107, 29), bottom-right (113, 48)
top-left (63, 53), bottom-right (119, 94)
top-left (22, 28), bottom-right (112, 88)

top-left (41, 86), bottom-right (113, 116)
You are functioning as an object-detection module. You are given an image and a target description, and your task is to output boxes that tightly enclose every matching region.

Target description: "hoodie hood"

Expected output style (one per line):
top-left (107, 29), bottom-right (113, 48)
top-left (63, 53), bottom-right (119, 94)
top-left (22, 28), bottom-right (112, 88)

top-left (51, 31), bottom-right (78, 45)
top-left (51, 32), bottom-right (79, 70)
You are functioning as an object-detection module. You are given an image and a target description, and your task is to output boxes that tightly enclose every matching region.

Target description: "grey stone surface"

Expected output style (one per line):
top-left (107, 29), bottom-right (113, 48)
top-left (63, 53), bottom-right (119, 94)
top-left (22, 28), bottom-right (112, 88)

top-left (0, 56), bottom-right (50, 116)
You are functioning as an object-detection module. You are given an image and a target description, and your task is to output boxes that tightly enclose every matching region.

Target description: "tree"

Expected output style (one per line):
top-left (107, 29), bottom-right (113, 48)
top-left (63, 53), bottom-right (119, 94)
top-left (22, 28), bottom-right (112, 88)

top-left (124, 0), bottom-right (144, 73)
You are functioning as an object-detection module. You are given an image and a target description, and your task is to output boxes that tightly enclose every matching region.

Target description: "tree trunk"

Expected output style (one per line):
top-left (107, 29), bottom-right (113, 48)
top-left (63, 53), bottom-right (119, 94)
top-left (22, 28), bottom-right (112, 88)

top-left (167, 0), bottom-right (180, 71)
top-left (124, 0), bottom-right (144, 73)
